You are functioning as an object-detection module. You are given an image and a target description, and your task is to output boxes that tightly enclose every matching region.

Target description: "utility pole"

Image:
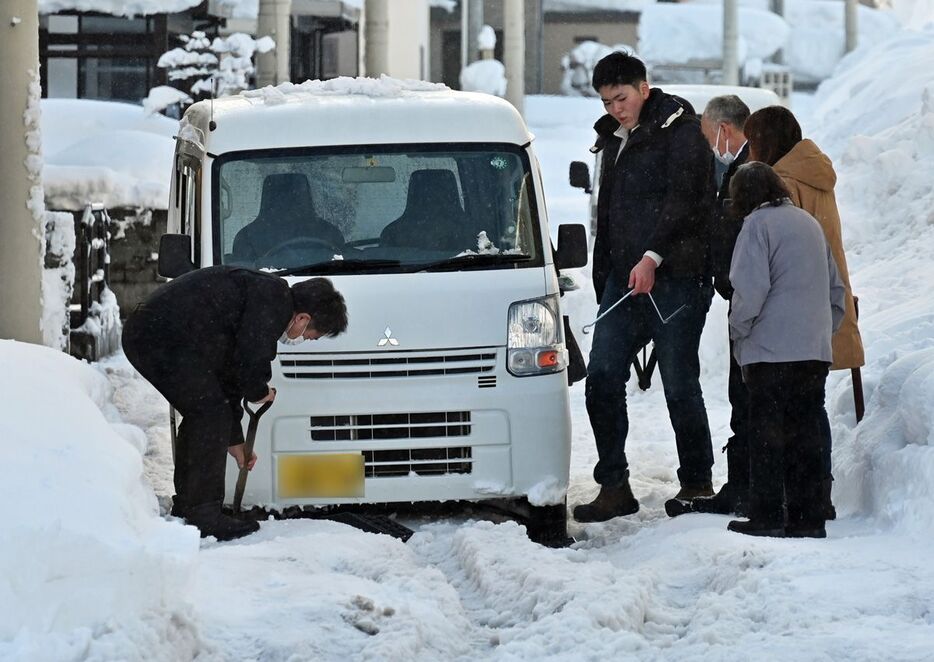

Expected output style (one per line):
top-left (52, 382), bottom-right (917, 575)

top-left (256, 0), bottom-right (291, 86)
top-left (0, 0), bottom-right (45, 344)
top-left (845, 0), bottom-right (858, 53)
top-left (770, 0), bottom-right (785, 64)
top-left (467, 0), bottom-right (483, 66)
top-left (525, 0), bottom-right (544, 95)
top-left (722, 0), bottom-right (740, 85)
top-left (364, 0), bottom-right (390, 76)
top-left (503, 0), bottom-right (525, 115)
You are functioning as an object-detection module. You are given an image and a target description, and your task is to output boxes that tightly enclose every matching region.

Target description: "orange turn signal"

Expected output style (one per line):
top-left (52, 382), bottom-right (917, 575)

top-left (537, 350), bottom-right (559, 368)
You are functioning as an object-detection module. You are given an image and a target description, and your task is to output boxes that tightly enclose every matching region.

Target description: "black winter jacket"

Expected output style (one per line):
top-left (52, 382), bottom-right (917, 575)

top-left (710, 143), bottom-right (749, 300)
top-left (591, 88), bottom-right (715, 302)
top-left (128, 266), bottom-right (293, 402)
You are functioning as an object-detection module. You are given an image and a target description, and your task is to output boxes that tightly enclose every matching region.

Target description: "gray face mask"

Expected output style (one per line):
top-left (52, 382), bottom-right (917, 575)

top-left (280, 319), bottom-right (309, 346)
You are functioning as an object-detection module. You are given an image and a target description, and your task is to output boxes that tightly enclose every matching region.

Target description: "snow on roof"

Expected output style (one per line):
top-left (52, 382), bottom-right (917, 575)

top-left (40, 99), bottom-right (177, 211)
top-left (38, 0), bottom-right (201, 16)
top-left (185, 75), bottom-right (532, 155)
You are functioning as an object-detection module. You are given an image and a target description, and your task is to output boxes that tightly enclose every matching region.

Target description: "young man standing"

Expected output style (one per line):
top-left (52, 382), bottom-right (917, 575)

top-left (574, 52), bottom-right (716, 523)
top-left (668, 95), bottom-right (753, 518)
top-left (122, 266), bottom-right (348, 540)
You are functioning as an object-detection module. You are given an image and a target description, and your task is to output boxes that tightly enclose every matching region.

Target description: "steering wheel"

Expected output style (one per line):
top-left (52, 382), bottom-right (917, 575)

top-left (259, 236), bottom-right (341, 259)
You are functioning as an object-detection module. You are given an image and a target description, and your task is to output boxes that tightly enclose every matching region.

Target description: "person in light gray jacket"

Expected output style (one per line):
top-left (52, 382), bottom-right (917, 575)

top-left (726, 162), bottom-right (845, 539)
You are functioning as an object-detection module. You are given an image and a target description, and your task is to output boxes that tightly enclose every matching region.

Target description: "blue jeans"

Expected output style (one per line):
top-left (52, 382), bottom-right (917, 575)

top-left (585, 272), bottom-right (715, 487)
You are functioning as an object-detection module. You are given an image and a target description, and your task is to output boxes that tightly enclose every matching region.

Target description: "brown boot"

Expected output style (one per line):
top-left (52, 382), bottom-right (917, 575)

top-left (573, 477), bottom-right (639, 523)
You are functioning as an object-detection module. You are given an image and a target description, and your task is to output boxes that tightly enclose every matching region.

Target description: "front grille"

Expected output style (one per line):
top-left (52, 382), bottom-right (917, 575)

top-left (363, 446), bottom-right (473, 477)
top-left (310, 411), bottom-right (471, 441)
top-left (280, 349), bottom-right (497, 380)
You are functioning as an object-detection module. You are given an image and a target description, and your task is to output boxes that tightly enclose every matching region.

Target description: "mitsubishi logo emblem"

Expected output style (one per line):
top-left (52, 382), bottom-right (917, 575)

top-left (377, 326), bottom-right (399, 347)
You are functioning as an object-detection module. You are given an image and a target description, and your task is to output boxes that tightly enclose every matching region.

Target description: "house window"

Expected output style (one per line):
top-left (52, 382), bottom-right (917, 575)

top-left (39, 13), bottom-right (168, 102)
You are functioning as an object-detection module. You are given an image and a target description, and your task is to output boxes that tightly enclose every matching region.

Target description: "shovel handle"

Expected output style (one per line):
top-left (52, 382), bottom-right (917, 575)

top-left (232, 398), bottom-right (273, 513)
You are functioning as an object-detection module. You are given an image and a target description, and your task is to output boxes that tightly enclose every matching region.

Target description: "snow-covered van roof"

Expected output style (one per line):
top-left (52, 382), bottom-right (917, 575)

top-left (181, 76), bottom-right (533, 155)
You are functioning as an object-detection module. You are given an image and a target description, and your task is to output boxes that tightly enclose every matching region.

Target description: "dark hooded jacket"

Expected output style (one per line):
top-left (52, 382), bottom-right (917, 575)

top-left (591, 88), bottom-right (715, 302)
top-left (127, 266), bottom-right (293, 402)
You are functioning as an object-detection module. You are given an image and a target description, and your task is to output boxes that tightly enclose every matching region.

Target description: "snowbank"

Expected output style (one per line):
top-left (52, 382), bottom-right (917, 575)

top-left (40, 99), bottom-right (177, 211)
top-left (639, 3), bottom-right (790, 67)
top-left (805, 27), bottom-right (934, 536)
top-left (0, 341), bottom-right (199, 658)
top-left (636, 0), bottom-right (900, 84)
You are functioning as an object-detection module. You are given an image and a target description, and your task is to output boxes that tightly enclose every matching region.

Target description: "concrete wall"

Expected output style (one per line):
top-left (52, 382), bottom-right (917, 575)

top-left (542, 20), bottom-right (638, 94)
top-left (0, 0), bottom-right (45, 344)
top-left (385, 1), bottom-right (430, 79)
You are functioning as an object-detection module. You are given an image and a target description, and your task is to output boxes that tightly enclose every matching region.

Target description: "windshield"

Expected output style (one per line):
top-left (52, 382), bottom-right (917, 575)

top-left (212, 144), bottom-right (543, 274)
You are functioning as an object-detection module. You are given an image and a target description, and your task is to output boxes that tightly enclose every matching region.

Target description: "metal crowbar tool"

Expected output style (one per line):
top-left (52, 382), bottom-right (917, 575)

top-left (233, 397), bottom-right (273, 513)
top-left (582, 290), bottom-right (688, 335)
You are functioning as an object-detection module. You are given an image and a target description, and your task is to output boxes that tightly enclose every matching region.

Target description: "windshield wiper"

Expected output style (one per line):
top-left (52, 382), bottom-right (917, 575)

top-left (275, 258), bottom-right (401, 277)
top-left (412, 253), bottom-right (533, 273)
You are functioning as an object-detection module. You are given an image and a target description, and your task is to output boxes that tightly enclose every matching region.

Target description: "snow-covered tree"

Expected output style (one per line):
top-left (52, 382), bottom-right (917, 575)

top-left (156, 30), bottom-right (275, 105)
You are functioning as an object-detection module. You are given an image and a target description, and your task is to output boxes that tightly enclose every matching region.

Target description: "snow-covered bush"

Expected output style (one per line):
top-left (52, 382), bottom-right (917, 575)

top-left (560, 41), bottom-right (637, 97)
top-left (459, 25), bottom-right (507, 97)
top-left (156, 30), bottom-right (275, 104)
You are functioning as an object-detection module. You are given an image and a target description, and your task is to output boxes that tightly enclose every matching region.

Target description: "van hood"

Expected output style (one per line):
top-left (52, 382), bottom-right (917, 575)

top-left (284, 269), bottom-right (550, 353)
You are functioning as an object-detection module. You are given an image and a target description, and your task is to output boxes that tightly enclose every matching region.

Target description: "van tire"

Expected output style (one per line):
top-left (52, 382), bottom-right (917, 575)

top-left (525, 499), bottom-right (573, 548)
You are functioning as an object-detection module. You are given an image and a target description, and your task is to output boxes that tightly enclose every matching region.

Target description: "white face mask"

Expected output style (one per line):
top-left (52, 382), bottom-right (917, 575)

top-left (712, 125), bottom-right (735, 165)
top-left (280, 318), bottom-right (309, 346)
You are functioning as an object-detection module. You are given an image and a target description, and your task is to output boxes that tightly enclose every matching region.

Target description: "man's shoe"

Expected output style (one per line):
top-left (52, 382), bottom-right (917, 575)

top-left (184, 501), bottom-right (260, 541)
top-left (573, 481), bottom-right (639, 523)
top-left (727, 518), bottom-right (785, 538)
top-left (672, 482), bottom-right (714, 500)
top-left (785, 523), bottom-right (827, 539)
top-left (664, 497), bottom-right (694, 518)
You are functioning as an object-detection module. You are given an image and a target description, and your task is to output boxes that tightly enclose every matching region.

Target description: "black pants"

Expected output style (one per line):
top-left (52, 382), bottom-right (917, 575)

top-left (122, 309), bottom-right (244, 510)
top-left (726, 335), bottom-right (750, 492)
top-left (586, 273), bottom-right (714, 487)
top-left (744, 361), bottom-right (830, 526)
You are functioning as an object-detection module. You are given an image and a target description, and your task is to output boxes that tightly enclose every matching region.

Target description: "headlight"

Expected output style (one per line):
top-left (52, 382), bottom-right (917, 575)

top-left (507, 295), bottom-right (567, 377)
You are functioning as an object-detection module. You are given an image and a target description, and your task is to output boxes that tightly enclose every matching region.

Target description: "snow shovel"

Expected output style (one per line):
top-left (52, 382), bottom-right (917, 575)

top-left (233, 397), bottom-right (273, 513)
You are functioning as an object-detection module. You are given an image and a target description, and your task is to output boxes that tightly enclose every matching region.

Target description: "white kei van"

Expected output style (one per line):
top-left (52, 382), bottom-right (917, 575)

top-left (157, 77), bottom-right (587, 543)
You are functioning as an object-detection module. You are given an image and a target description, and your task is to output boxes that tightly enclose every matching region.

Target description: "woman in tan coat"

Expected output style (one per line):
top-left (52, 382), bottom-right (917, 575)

top-left (743, 106), bottom-right (865, 518)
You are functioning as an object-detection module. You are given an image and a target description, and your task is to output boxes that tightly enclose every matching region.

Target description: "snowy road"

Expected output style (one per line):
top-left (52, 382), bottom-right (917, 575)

top-left (99, 351), bottom-right (934, 660)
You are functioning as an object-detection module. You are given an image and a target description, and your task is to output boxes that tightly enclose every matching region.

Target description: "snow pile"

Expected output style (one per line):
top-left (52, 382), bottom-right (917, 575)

top-left (561, 40), bottom-right (638, 97)
top-left (460, 60), bottom-right (507, 97)
top-left (40, 99), bottom-right (177, 211)
top-left (639, 3), bottom-right (790, 67)
top-left (686, 0), bottom-right (901, 84)
top-left (545, 0), bottom-right (653, 10)
top-left (242, 74), bottom-right (449, 106)
top-left (890, 0), bottom-right (934, 28)
top-left (0, 341), bottom-right (199, 658)
top-left (803, 26), bottom-right (934, 536)
top-left (143, 85), bottom-right (193, 115)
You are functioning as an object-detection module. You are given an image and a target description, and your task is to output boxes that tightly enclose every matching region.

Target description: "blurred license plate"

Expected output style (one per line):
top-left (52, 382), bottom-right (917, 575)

top-left (278, 453), bottom-right (364, 498)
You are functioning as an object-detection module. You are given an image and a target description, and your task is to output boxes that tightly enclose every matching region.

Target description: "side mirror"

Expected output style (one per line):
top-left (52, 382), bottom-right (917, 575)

top-left (568, 161), bottom-right (592, 193)
top-left (555, 224), bottom-right (588, 270)
top-left (158, 234), bottom-right (196, 278)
